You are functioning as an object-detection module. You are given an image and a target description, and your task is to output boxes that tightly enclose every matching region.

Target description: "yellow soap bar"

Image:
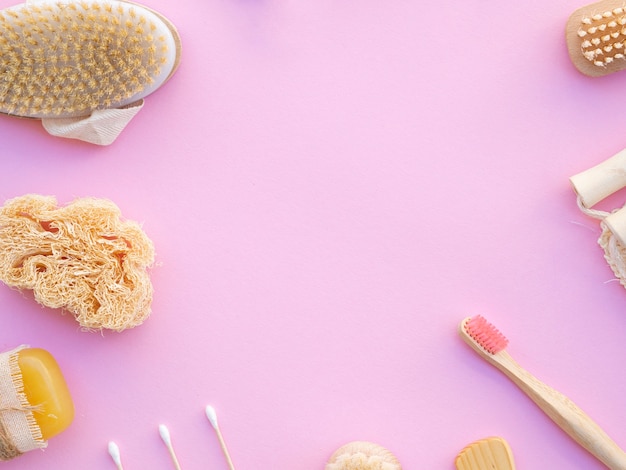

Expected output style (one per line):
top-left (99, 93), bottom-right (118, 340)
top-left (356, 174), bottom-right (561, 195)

top-left (17, 348), bottom-right (74, 440)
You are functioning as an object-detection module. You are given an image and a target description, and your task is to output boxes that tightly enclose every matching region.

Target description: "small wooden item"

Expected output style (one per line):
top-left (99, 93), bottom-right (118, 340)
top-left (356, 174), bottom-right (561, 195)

top-left (566, 0), bottom-right (626, 76)
top-left (455, 437), bottom-right (515, 470)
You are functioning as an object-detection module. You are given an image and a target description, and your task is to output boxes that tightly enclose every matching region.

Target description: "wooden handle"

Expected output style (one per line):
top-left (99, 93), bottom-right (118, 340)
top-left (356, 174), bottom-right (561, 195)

top-left (570, 148), bottom-right (626, 209)
top-left (493, 352), bottom-right (626, 470)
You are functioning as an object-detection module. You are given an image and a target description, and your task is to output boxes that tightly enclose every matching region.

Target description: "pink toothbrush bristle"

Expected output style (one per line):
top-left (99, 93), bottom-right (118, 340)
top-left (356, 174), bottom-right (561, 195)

top-left (465, 315), bottom-right (509, 354)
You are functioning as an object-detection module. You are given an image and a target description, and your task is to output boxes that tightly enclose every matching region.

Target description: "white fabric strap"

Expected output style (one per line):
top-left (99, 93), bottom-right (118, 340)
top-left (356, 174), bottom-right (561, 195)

top-left (0, 346), bottom-right (44, 454)
top-left (41, 100), bottom-right (144, 146)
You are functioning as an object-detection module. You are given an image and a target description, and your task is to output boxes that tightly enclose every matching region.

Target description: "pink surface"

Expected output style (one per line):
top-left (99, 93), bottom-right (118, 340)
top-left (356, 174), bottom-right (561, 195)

top-left (1, 0), bottom-right (626, 468)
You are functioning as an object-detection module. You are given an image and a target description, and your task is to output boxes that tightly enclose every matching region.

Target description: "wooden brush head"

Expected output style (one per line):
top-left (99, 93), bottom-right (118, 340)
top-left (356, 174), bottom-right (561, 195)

top-left (566, 0), bottom-right (626, 76)
top-left (0, 0), bottom-right (181, 118)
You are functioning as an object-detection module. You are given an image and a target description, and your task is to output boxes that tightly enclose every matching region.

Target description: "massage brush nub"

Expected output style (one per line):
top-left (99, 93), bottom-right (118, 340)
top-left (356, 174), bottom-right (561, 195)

top-left (566, 0), bottom-right (626, 76)
top-left (0, 0), bottom-right (181, 118)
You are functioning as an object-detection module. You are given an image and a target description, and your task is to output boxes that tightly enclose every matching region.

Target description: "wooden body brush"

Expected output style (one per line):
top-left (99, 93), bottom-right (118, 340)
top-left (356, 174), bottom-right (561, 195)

top-left (459, 315), bottom-right (626, 470)
top-left (566, 0), bottom-right (626, 76)
top-left (0, 0), bottom-right (182, 143)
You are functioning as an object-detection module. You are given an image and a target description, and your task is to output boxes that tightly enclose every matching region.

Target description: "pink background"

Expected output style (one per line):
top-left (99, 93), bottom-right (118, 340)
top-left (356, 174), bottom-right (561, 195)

top-left (1, 0), bottom-right (626, 468)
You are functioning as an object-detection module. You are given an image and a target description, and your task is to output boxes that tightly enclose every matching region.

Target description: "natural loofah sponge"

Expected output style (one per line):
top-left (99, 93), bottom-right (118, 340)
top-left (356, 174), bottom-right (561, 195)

top-left (325, 442), bottom-right (402, 470)
top-left (0, 195), bottom-right (154, 331)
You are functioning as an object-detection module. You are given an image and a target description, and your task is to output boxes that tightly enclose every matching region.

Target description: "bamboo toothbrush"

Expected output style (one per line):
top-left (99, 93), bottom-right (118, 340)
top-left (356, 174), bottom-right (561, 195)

top-left (459, 315), bottom-right (626, 470)
top-left (566, 0), bottom-right (626, 76)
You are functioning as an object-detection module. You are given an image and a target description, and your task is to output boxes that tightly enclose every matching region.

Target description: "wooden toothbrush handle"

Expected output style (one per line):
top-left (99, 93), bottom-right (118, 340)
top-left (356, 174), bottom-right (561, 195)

top-left (495, 352), bottom-right (626, 470)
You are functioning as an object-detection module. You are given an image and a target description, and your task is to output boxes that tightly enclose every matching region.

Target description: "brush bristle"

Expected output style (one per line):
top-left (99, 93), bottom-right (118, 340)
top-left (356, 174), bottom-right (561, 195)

top-left (463, 315), bottom-right (509, 354)
top-left (0, 0), bottom-right (173, 118)
top-left (576, 6), bottom-right (626, 68)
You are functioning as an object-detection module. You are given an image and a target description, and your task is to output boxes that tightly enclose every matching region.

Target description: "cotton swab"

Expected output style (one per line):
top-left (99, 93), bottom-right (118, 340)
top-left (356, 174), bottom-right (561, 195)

top-left (108, 441), bottom-right (124, 470)
top-left (205, 405), bottom-right (236, 470)
top-left (159, 424), bottom-right (182, 470)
